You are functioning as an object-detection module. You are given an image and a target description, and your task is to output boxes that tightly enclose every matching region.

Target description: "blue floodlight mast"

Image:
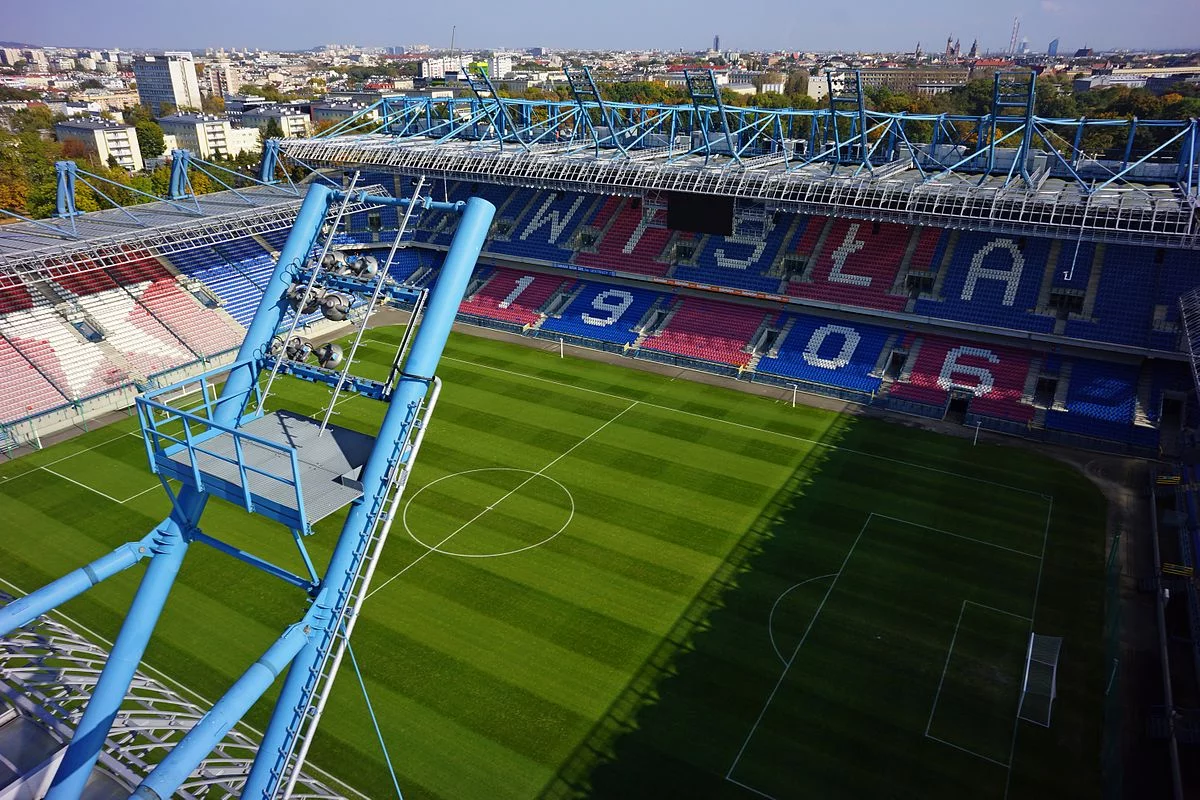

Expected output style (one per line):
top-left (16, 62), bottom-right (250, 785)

top-left (0, 184), bottom-right (496, 799)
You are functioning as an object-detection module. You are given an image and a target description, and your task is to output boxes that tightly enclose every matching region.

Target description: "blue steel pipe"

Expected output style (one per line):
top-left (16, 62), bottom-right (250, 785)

top-left (47, 527), bottom-right (191, 799)
top-left (41, 183), bottom-right (337, 800)
top-left (242, 195), bottom-right (496, 800)
top-left (0, 531), bottom-right (157, 638)
top-left (344, 191), bottom-right (464, 214)
top-left (130, 615), bottom-right (316, 800)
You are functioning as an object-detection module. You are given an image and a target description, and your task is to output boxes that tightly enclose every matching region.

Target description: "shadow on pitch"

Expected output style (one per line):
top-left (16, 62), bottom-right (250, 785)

top-left (535, 413), bottom-right (864, 800)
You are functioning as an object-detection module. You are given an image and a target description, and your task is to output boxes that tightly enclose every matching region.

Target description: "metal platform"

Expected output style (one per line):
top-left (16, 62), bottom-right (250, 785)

top-left (159, 410), bottom-right (374, 530)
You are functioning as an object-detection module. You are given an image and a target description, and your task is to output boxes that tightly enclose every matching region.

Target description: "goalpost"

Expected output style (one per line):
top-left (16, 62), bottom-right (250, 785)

top-left (1017, 633), bottom-right (1062, 727)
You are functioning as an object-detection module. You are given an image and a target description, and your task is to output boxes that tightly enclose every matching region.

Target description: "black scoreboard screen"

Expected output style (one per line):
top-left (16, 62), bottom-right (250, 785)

top-left (666, 192), bottom-right (734, 236)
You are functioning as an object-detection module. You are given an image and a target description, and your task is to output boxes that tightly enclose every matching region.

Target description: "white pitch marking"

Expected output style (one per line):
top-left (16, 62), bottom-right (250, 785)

top-left (925, 733), bottom-right (1011, 769)
top-left (725, 513), bottom-right (871, 782)
top-left (407, 347), bottom-right (1051, 500)
top-left (766, 574), bottom-right (838, 666)
top-left (39, 467), bottom-right (124, 504)
top-left (402, 467), bottom-right (575, 558)
top-left (120, 484), bottom-right (162, 504)
top-left (1, 431), bottom-right (143, 482)
top-left (925, 600), bottom-right (968, 738)
top-left (366, 401), bottom-right (636, 600)
top-left (965, 600), bottom-right (1033, 622)
top-left (1002, 496), bottom-right (1054, 800)
top-left (725, 775), bottom-right (780, 800)
top-left (872, 513), bottom-right (1042, 560)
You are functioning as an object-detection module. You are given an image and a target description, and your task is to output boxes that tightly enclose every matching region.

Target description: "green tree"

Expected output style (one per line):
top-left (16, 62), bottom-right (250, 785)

top-left (0, 86), bottom-right (40, 101)
top-left (240, 83), bottom-right (284, 102)
top-left (135, 119), bottom-right (166, 159)
top-left (784, 71), bottom-right (809, 97)
top-left (260, 116), bottom-right (285, 141)
top-left (79, 78), bottom-right (104, 90)
top-left (11, 105), bottom-right (60, 133)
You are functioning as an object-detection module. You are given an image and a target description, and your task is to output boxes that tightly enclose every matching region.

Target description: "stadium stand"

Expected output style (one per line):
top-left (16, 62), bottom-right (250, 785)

top-left (488, 190), bottom-right (596, 265)
top-left (0, 336), bottom-right (66, 423)
top-left (573, 198), bottom-right (673, 277)
top-left (1062, 244), bottom-right (1157, 347)
top-left (0, 306), bottom-right (123, 400)
top-left (164, 238), bottom-right (276, 327)
top-left (670, 213), bottom-right (792, 293)
top-left (1, 166), bottom-right (1186, 458)
top-left (641, 296), bottom-right (768, 366)
top-left (134, 279), bottom-right (242, 357)
top-left (758, 313), bottom-right (891, 394)
top-left (888, 334), bottom-right (1036, 422)
top-left (914, 233), bottom-right (1054, 333)
top-left (0, 274), bottom-right (33, 314)
top-left (1045, 358), bottom-right (1140, 441)
top-left (458, 267), bottom-right (569, 326)
top-left (786, 218), bottom-right (910, 311)
top-left (70, 285), bottom-right (196, 377)
top-left (163, 245), bottom-right (265, 327)
top-left (260, 229), bottom-right (290, 251)
top-left (539, 282), bottom-right (665, 346)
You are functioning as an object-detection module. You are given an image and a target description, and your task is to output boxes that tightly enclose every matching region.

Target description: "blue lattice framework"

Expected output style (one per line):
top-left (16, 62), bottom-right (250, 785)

top-left (0, 184), bottom-right (497, 799)
top-left (0, 591), bottom-right (365, 799)
top-left (277, 69), bottom-right (1200, 248)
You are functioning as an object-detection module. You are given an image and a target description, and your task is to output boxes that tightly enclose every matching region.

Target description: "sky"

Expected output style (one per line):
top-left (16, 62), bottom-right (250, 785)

top-left (5, 0), bottom-right (1199, 54)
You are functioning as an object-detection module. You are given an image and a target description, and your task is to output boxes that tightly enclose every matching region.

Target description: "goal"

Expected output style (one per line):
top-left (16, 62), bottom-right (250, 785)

top-left (1017, 633), bottom-right (1062, 727)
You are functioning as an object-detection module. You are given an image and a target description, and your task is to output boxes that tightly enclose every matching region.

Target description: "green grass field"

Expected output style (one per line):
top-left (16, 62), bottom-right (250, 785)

top-left (0, 327), bottom-right (1108, 799)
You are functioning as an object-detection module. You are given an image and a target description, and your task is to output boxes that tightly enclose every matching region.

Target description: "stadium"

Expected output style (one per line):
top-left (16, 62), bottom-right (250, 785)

top-left (0, 67), bottom-right (1196, 798)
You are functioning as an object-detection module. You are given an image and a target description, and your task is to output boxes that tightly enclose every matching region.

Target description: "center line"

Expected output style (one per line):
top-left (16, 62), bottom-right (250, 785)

top-left (365, 400), bottom-right (639, 600)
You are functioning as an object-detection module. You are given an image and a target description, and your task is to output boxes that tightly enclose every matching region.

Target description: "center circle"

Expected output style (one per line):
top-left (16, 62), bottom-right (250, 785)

top-left (403, 468), bottom-right (575, 558)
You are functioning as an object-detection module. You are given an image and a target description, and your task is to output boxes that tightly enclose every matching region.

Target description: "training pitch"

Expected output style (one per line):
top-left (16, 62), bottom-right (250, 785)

top-left (0, 327), bottom-right (1108, 800)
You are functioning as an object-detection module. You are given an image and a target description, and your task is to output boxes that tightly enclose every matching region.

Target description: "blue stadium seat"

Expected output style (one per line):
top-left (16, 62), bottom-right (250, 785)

top-left (1063, 244), bottom-right (1156, 347)
top-left (670, 212), bottom-right (792, 293)
top-left (162, 244), bottom-right (264, 327)
top-left (758, 313), bottom-right (891, 393)
top-left (1045, 358), bottom-right (1139, 439)
top-left (539, 282), bottom-right (665, 345)
top-left (914, 232), bottom-right (1054, 333)
top-left (487, 190), bottom-right (595, 265)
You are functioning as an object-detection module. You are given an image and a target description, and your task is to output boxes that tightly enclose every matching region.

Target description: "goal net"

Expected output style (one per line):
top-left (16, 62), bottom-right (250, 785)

top-left (1017, 633), bottom-right (1062, 727)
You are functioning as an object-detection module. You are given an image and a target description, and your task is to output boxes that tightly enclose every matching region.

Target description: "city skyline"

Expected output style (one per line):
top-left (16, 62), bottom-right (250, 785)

top-left (5, 0), bottom-right (1199, 54)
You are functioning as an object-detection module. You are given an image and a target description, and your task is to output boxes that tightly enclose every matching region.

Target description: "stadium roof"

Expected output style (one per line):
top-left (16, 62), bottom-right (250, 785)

top-left (277, 88), bottom-right (1200, 249)
top-left (282, 135), bottom-right (1198, 248)
top-left (0, 182), bottom-right (386, 281)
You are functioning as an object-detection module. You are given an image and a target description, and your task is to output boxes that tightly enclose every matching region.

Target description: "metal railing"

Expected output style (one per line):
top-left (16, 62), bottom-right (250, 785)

top-left (136, 359), bottom-right (310, 528)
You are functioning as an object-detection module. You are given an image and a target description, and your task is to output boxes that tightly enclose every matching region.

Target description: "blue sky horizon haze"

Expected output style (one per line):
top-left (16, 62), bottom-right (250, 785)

top-left (5, 0), bottom-right (1198, 54)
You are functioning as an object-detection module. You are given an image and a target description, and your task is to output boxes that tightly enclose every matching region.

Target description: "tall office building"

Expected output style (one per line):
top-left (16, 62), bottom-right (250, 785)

top-left (713, 35), bottom-right (720, 53)
top-left (132, 53), bottom-right (202, 115)
top-left (1048, 38), bottom-right (1059, 57)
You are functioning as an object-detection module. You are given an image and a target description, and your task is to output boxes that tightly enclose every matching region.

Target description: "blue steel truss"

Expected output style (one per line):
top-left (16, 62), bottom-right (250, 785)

top-left (683, 69), bottom-right (738, 165)
top-left (462, 65), bottom-right (530, 153)
top-left (825, 70), bottom-right (872, 174)
top-left (564, 65), bottom-right (630, 157)
top-left (274, 90), bottom-right (1200, 246)
top-left (0, 185), bottom-right (496, 799)
top-left (274, 91), bottom-right (1200, 247)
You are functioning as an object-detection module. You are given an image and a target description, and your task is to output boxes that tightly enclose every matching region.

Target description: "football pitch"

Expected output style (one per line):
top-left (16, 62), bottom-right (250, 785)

top-left (0, 327), bottom-right (1107, 800)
